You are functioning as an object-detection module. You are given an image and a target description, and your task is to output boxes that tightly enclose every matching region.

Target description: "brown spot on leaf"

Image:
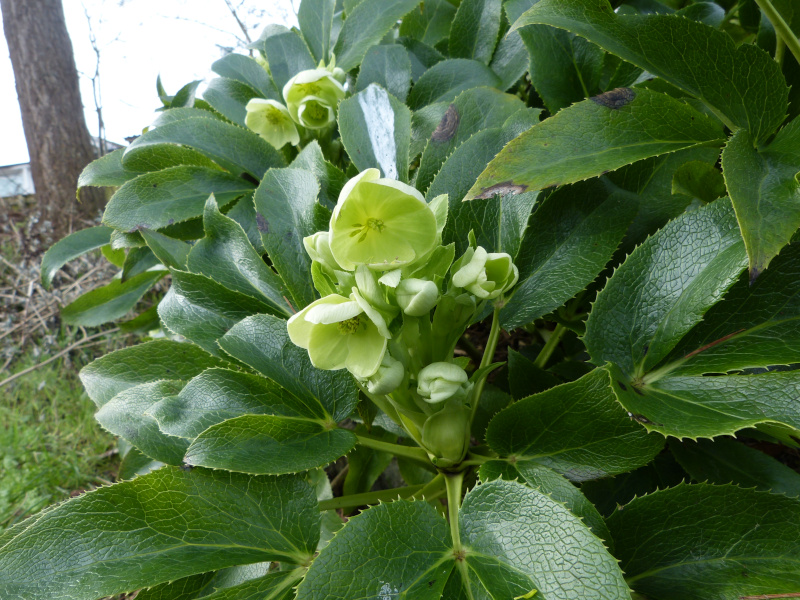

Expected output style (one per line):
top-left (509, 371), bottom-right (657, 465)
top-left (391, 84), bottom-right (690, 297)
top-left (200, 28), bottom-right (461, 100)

top-left (475, 181), bottom-right (528, 199)
top-left (129, 223), bottom-right (150, 232)
top-left (431, 104), bottom-right (459, 142)
top-left (256, 212), bottom-right (269, 233)
top-left (591, 87), bottom-right (635, 109)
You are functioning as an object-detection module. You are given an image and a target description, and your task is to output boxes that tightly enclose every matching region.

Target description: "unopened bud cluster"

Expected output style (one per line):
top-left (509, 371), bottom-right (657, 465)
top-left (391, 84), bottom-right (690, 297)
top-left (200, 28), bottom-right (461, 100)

top-left (288, 168), bottom-right (518, 466)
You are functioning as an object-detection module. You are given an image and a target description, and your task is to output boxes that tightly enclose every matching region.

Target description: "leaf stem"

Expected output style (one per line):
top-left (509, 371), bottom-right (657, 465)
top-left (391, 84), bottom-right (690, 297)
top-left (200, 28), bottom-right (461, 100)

top-left (356, 435), bottom-right (430, 464)
top-left (445, 472), bottom-right (465, 553)
top-left (317, 483), bottom-right (425, 511)
top-left (411, 472), bottom-right (446, 499)
top-left (755, 0), bottom-right (800, 66)
top-left (533, 323), bottom-right (567, 369)
top-left (469, 307), bottom-right (502, 424)
top-left (776, 37), bottom-right (786, 67)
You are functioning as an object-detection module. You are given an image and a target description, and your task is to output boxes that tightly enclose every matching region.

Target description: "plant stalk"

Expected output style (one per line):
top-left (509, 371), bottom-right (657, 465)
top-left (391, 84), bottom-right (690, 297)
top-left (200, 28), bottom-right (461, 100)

top-left (411, 472), bottom-right (446, 500)
top-left (755, 0), bottom-right (800, 66)
top-left (533, 323), bottom-right (567, 369)
top-left (356, 435), bottom-right (430, 463)
top-left (317, 483), bottom-right (425, 511)
top-left (469, 307), bottom-right (502, 424)
top-left (446, 472), bottom-right (475, 600)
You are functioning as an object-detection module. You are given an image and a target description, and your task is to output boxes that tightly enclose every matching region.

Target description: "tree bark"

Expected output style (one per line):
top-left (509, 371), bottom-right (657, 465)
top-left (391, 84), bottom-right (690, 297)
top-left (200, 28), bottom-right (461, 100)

top-left (1, 0), bottom-right (106, 235)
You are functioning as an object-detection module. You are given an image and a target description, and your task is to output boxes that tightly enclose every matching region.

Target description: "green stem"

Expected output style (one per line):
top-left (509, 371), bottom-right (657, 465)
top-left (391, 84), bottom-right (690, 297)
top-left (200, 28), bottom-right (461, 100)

top-left (533, 323), bottom-right (567, 370)
top-left (469, 307), bottom-right (502, 424)
top-left (446, 472), bottom-right (475, 600)
top-left (755, 0), bottom-right (800, 66)
top-left (411, 472), bottom-right (446, 500)
top-left (356, 435), bottom-right (430, 463)
top-left (776, 36), bottom-right (786, 66)
top-left (318, 484), bottom-right (425, 511)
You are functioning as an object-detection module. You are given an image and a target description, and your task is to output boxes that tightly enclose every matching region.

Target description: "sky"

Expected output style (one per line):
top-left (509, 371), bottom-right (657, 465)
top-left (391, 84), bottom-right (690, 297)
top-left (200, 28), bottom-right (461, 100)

top-left (0, 0), bottom-right (298, 166)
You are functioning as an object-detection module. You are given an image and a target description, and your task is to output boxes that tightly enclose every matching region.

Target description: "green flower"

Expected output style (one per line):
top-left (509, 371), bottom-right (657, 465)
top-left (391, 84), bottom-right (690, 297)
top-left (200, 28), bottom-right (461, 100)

top-left (244, 99), bottom-right (300, 149)
top-left (303, 231), bottom-right (340, 272)
top-left (451, 246), bottom-right (519, 300)
top-left (364, 353), bottom-right (405, 395)
top-left (287, 293), bottom-right (389, 378)
top-left (283, 68), bottom-right (346, 129)
top-left (422, 403), bottom-right (470, 466)
top-left (329, 169), bottom-right (438, 271)
top-left (396, 278), bottom-right (439, 316)
top-left (417, 362), bottom-right (469, 403)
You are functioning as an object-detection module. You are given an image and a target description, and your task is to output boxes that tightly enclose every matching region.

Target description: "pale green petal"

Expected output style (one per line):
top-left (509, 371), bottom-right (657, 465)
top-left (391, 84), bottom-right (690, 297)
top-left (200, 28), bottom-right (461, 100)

top-left (352, 289), bottom-right (391, 338)
top-left (428, 194), bottom-right (449, 237)
top-left (345, 322), bottom-right (387, 378)
top-left (308, 323), bottom-right (349, 370)
top-left (245, 99), bottom-right (300, 148)
top-left (297, 97), bottom-right (336, 129)
top-left (371, 177), bottom-right (426, 203)
top-left (378, 269), bottom-right (402, 288)
top-left (305, 297), bottom-right (363, 324)
top-left (288, 294), bottom-right (351, 347)
top-left (452, 247), bottom-right (488, 288)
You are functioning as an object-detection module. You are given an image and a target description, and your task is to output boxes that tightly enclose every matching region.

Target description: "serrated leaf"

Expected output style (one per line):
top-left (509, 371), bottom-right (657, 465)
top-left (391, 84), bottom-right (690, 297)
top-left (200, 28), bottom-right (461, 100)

top-left (338, 84), bottom-right (411, 183)
top-left (408, 58), bottom-right (502, 109)
top-left (670, 159), bottom-right (726, 203)
top-left (488, 23), bottom-right (529, 91)
top-left (202, 77), bottom-right (261, 127)
top-left (134, 564), bottom-right (278, 600)
top-left (96, 380), bottom-right (190, 465)
top-left (670, 437), bottom-right (800, 497)
top-left (124, 117), bottom-right (286, 179)
top-left (253, 167), bottom-right (326, 309)
top-left (0, 468), bottom-right (319, 600)
top-left (225, 193), bottom-right (267, 253)
top-left (77, 149), bottom-right (137, 188)
top-left (355, 45), bottom-right (413, 102)
top-left (218, 314), bottom-right (358, 422)
top-left (253, 25), bottom-right (316, 91)
top-left (80, 339), bottom-right (228, 408)
top-left (158, 270), bottom-right (275, 356)
top-left (61, 269), bottom-right (166, 327)
top-left (502, 180), bottom-right (636, 330)
top-left (607, 483), bottom-right (800, 599)
top-left (722, 119), bottom-right (800, 277)
top-left (211, 53), bottom-right (280, 100)
top-left (40, 226), bottom-right (113, 289)
top-left (291, 141), bottom-right (348, 209)
top-left (188, 197), bottom-right (291, 316)
top-left (103, 166), bottom-right (254, 232)
top-left (417, 87), bottom-right (524, 193)
top-left (117, 446), bottom-right (164, 480)
top-left (141, 228), bottom-right (191, 269)
top-left (486, 369), bottom-right (664, 481)
top-left (514, 0), bottom-right (788, 143)
top-left (449, 0), bottom-right (502, 64)
top-left (507, 349), bottom-right (561, 399)
top-left (479, 461), bottom-right (613, 547)
top-left (465, 88), bottom-right (725, 200)
top-left (170, 79), bottom-right (202, 108)
top-left (410, 101), bottom-right (449, 160)
top-left (333, 0), bottom-right (422, 72)
top-left (399, 0), bottom-right (457, 46)
top-left (584, 199), bottom-right (747, 377)
top-left (184, 414), bottom-right (357, 475)
top-left (298, 0), bottom-right (336, 63)
top-left (121, 246), bottom-right (160, 282)
top-left (399, 37), bottom-right (445, 82)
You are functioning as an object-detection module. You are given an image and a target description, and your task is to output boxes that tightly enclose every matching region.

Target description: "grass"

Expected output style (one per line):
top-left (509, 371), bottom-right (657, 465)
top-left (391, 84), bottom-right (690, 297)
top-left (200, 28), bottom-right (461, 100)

top-left (0, 332), bottom-right (121, 530)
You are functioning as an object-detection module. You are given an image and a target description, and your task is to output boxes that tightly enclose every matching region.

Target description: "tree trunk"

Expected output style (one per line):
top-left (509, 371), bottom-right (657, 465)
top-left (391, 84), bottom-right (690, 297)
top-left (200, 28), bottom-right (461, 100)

top-left (1, 0), bottom-right (106, 236)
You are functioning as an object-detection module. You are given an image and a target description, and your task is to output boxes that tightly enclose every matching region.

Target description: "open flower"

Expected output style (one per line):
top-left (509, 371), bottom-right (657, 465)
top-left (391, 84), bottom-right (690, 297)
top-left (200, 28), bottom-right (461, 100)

top-left (244, 99), bottom-right (300, 149)
top-left (283, 68), bottom-right (346, 129)
top-left (329, 169), bottom-right (438, 271)
top-left (451, 246), bottom-right (519, 300)
top-left (287, 293), bottom-right (389, 378)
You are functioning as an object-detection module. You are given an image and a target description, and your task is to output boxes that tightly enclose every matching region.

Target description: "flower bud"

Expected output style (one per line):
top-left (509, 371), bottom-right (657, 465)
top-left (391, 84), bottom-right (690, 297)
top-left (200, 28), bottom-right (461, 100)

top-left (365, 353), bottom-right (404, 395)
top-left (421, 404), bottom-right (470, 465)
top-left (417, 362), bottom-right (469, 403)
top-left (244, 99), bottom-right (300, 149)
top-left (303, 231), bottom-right (340, 272)
top-left (283, 68), bottom-right (346, 129)
top-left (396, 278), bottom-right (439, 316)
top-left (451, 246), bottom-right (519, 299)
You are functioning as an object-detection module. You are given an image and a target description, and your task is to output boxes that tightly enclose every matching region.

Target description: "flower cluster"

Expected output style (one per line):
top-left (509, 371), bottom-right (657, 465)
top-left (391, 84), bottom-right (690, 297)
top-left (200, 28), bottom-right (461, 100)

top-left (288, 168), bottom-right (518, 466)
top-left (245, 58), bottom-right (346, 149)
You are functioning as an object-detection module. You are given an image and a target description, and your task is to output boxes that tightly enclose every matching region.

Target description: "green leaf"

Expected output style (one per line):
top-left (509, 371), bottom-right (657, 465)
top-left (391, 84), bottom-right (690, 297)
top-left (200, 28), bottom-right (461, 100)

top-left (253, 167), bottom-right (326, 309)
top-left (410, 101), bottom-right (449, 160)
top-left (343, 427), bottom-right (395, 495)
top-left (77, 149), bottom-right (137, 188)
top-left (722, 119), bottom-right (800, 277)
top-left (584, 199), bottom-right (747, 377)
top-left (202, 77), bottom-right (261, 127)
top-left (121, 246), bottom-right (160, 281)
top-left (103, 167), bottom-right (254, 232)
top-left (80, 339), bottom-right (227, 408)
top-left (338, 84), bottom-right (412, 182)
top-left (399, 37), bottom-right (445, 82)
top-left (41, 225), bottom-right (113, 289)
top-left (449, 0), bottom-right (502, 64)
top-left (355, 45), bottom-right (413, 102)
top-left (479, 461), bottom-right (613, 547)
top-left (211, 53), bottom-right (280, 100)
top-left (117, 446), bottom-right (163, 480)
top-left (488, 24), bottom-right (529, 91)
top-left (299, 0), bottom-right (336, 63)
top-left (218, 314), bottom-right (359, 422)
top-left (121, 142), bottom-right (223, 174)
top-left (607, 483), bottom-right (800, 600)
top-left (670, 437), bottom-right (800, 497)
top-left (158, 270), bottom-right (276, 356)
top-left (61, 269), bottom-right (166, 327)
top-left (141, 228), bottom-right (191, 269)
top-left (0, 468), bottom-right (319, 600)
top-left (95, 380), bottom-right (190, 465)
top-left (459, 479), bottom-right (629, 600)
top-left (253, 25), bottom-right (316, 91)
top-left (502, 180), bottom-right (636, 330)
top-left (124, 117), bottom-right (286, 179)
top-left (184, 415), bottom-right (357, 474)
top-left (170, 79), bottom-right (202, 108)
top-left (399, 0), bottom-right (457, 46)
top-left (188, 197), bottom-right (291, 316)
top-left (407, 58), bottom-right (501, 109)
top-left (291, 141), bottom-right (348, 209)
top-left (297, 499), bottom-right (454, 600)
top-left (149, 368), bottom-right (320, 438)
top-left (513, 0), bottom-right (788, 143)
top-left (135, 566), bottom-right (289, 600)
top-left (670, 159), bottom-right (726, 203)
top-left (119, 305), bottom-right (162, 334)
top-left (332, 0), bottom-right (423, 72)
top-left (225, 193), bottom-right (266, 253)
top-left (417, 87), bottom-right (524, 194)
top-left (465, 88), bottom-right (724, 200)
top-left (486, 369), bottom-right (664, 481)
